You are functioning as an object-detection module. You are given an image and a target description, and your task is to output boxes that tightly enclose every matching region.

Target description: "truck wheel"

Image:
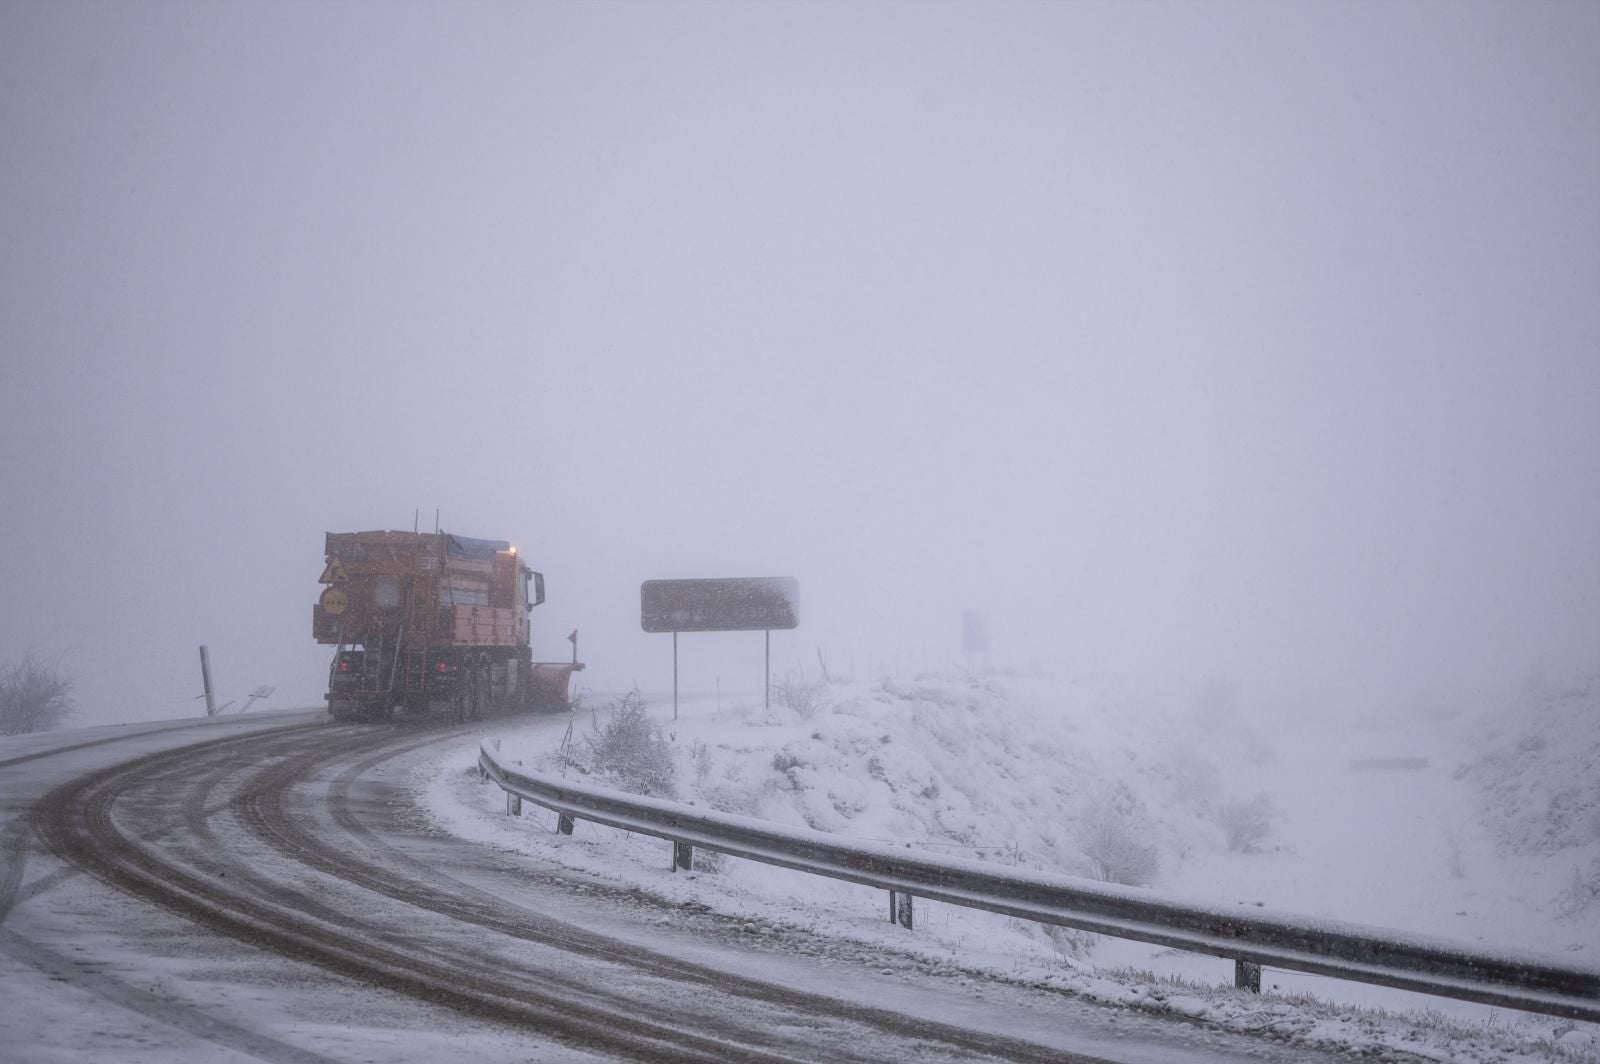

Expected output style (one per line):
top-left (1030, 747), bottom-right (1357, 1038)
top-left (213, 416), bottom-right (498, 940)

top-left (329, 700), bottom-right (356, 722)
top-left (477, 661), bottom-right (492, 718)
top-left (470, 665), bottom-right (486, 721)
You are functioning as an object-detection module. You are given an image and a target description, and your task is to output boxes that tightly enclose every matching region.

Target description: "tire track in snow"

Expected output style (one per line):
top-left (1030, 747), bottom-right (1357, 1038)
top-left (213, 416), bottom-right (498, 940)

top-left (235, 728), bottom-right (1094, 1063)
top-left (30, 725), bottom-right (873, 1063)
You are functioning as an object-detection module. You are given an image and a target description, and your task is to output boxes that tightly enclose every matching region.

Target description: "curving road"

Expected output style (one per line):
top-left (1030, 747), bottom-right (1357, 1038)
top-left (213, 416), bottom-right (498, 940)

top-left (0, 712), bottom-right (1397, 1062)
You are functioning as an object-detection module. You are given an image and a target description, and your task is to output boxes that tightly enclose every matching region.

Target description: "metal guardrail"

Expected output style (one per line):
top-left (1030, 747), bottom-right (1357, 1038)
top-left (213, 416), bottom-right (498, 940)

top-left (478, 741), bottom-right (1600, 1022)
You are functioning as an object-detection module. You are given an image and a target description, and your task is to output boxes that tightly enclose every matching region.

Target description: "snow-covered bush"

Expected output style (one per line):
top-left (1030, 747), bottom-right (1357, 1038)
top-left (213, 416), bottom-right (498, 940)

top-left (0, 653), bottom-right (74, 735)
top-left (1078, 789), bottom-right (1159, 886)
top-left (582, 690), bottom-right (678, 799)
top-left (772, 748), bottom-right (807, 775)
top-left (1215, 792), bottom-right (1278, 852)
top-left (700, 778), bottom-right (767, 819)
top-left (1454, 676), bottom-right (1599, 857)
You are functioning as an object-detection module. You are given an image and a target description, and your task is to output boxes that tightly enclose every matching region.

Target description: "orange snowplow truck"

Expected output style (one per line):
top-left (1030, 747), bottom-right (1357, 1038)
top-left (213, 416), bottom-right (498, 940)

top-left (313, 530), bottom-right (583, 722)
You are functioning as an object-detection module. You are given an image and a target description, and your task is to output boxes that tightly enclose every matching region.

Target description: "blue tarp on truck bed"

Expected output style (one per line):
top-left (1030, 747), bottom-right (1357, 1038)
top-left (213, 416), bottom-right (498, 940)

top-left (446, 534), bottom-right (511, 560)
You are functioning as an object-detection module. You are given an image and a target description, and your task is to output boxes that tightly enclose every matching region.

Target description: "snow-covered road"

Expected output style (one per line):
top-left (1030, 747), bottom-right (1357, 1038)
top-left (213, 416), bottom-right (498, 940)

top-left (0, 708), bottom-right (1386, 1062)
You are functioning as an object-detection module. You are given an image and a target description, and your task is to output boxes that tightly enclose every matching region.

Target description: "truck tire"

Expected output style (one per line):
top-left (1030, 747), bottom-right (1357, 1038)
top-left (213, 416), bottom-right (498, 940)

top-left (471, 663), bottom-right (488, 721)
top-left (477, 660), bottom-right (492, 718)
top-left (329, 700), bottom-right (357, 722)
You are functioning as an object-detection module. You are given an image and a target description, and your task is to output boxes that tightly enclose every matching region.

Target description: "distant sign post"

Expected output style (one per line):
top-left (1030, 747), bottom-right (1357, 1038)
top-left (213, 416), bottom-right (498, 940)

top-left (962, 608), bottom-right (989, 672)
top-left (641, 577), bottom-right (799, 718)
top-left (962, 609), bottom-right (989, 653)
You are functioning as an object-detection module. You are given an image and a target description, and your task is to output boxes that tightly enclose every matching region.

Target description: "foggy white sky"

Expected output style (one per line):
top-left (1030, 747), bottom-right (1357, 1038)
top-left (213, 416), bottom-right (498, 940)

top-left (2, 1), bottom-right (1596, 725)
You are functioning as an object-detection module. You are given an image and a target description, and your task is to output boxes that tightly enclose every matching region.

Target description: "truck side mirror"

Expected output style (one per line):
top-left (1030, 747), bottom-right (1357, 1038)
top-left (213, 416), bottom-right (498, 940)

top-left (532, 571), bottom-right (546, 607)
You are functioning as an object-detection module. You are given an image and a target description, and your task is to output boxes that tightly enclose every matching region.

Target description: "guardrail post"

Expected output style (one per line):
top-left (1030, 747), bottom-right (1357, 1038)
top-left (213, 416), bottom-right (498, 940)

top-left (558, 812), bottom-right (574, 835)
top-left (673, 841), bottom-right (693, 872)
top-left (1235, 959), bottom-right (1261, 993)
top-left (506, 793), bottom-right (522, 817)
top-left (890, 890), bottom-right (913, 930)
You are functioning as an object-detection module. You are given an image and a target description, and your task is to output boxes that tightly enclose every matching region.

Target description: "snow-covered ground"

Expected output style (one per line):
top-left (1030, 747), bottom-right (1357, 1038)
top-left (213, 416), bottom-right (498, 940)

top-left (423, 671), bottom-right (1600, 1063)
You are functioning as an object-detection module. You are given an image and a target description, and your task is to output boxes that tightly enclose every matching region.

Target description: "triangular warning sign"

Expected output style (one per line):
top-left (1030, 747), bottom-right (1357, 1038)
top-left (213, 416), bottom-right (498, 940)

top-left (319, 559), bottom-right (349, 584)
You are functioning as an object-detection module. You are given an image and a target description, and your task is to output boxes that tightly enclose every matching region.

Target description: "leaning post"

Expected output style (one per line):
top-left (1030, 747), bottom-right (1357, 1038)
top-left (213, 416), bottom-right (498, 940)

top-left (199, 645), bottom-right (217, 717)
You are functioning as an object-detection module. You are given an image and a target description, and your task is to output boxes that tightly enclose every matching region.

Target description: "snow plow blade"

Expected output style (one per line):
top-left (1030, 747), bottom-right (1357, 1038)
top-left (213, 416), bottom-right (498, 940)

top-left (529, 663), bottom-right (583, 713)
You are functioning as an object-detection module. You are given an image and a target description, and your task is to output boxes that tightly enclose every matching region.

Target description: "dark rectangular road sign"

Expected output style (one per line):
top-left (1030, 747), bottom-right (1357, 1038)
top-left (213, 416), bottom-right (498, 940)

top-left (641, 577), bottom-right (799, 633)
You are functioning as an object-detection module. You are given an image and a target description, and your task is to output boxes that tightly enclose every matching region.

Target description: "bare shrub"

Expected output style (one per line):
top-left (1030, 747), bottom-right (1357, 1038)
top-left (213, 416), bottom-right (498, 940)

top-left (776, 671), bottom-right (827, 720)
top-left (1078, 790), bottom-right (1159, 886)
top-left (690, 739), bottom-right (714, 785)
top-left (583, 689), bottom-right (678, 799)
top-left (1215, 792), bottom-right (1279, 852)
top-left (0, 653), bottom-right (75, 736)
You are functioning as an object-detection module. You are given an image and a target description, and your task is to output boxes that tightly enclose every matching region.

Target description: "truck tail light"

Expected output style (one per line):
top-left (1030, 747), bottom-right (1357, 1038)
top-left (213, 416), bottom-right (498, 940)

top-left (338, 660), bottom-right (350, 672)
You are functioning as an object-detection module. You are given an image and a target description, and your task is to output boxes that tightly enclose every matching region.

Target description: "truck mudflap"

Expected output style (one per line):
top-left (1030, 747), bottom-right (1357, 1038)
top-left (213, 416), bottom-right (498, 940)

top-left (528, 663), bottom-right (584, 713)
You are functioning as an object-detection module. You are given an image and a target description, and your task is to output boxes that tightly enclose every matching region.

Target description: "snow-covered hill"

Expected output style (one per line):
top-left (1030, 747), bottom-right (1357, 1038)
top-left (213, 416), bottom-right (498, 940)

top-left (425, 671), bottom-right (1600, 1062)
top-left (1455, 674), bottom-right (1600, 923)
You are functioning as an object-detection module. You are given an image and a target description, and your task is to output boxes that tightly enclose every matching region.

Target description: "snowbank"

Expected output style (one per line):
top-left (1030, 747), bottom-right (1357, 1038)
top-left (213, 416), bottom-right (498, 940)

top-left (422, 672), bottom-right (1600, 1062)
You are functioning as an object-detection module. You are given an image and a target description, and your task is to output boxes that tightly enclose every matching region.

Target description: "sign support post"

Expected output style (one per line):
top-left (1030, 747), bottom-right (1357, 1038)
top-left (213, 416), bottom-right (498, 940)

top-left (764, 629), bottom-right (770, 710)
top-left (673, 631), bottom-right (679, 721)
